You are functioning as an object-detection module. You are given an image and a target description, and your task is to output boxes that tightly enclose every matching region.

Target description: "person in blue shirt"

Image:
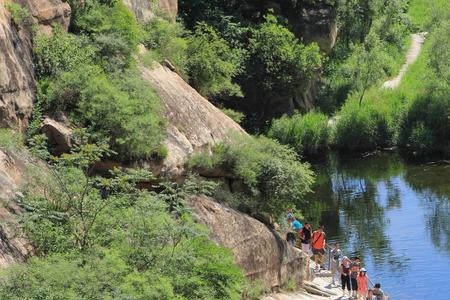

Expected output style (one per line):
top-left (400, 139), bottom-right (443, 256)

top-left (286, 217), bottom-right (302, 246)
top-left (291, 218), bottom-right (302, 231)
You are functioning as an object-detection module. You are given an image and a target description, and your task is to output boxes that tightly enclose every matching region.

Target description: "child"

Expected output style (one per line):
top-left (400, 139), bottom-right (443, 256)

top-left (357, 268), bottom-right (368, 300)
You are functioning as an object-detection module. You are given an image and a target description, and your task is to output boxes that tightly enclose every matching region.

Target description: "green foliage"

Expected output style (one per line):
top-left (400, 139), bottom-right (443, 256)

top-left (246, 14), bottom-right (321, 99)
top-left (141, 17), bottom-right (188, 73)
top-left (333, 33), bottom-right (394, 107)
top-left (331, 96), bottom-right (398, 151)
top-left (221, 108), bottom-right (245, 125)
top-left (188, 135), bottom-right (314, 217)
top-left (34, 26), bottom-right (166, 160)
top-left (187, 23), bottom-right (243, 98)
top-left (34, 27), bottom-right (96, 77)
top-left (268, 111), bottom-right (329, 156)
top-left (0, 129), bottom-right (23, 152)
top-left (6, 3), bottom-right (29, 27)
top-left (2, 141), bottom-right (243, 299)
top-left (408, 0), bottom-right (450, 30)
top-left (398, 91), bottom-right (450, 158)
top-left (72, 1), bottom-right (139, 49)
top-left (241, 279), bottom-right (268, 300)
top-left (428, 21), bottom-right (450, 87)
top-left (38, 66), bottom-right (165, 160)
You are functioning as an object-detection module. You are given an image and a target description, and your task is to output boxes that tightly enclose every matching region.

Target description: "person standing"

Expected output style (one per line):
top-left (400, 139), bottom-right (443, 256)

top-left (340, 256), bottom-right (352, 297)
top-left (350, 257), bottom-right (361, 298)
top-left (311, 225), bottom-right (326, 271)
top-left (357, 268), bottom-right (368, 300)
top-left (287, 217), bottom-right (302, 246)
top-left (330, 243), bottom-right (342, 286)
top-left (299, 222), bottom-right (312, 253)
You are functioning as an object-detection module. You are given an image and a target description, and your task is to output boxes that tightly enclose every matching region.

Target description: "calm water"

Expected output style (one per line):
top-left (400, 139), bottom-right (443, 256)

top-left (303, 153), bottom-right (450, 300)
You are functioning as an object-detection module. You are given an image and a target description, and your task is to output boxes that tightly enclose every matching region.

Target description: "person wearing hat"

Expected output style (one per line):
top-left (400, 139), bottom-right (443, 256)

top-left (357, 268), bottom-right (368, 300)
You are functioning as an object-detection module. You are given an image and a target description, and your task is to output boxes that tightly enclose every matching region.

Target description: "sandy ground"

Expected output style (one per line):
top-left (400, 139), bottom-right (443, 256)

top-left (263, 269), bottom-right (352, 300)
top-left (382, 33), bottom-right (427, 89)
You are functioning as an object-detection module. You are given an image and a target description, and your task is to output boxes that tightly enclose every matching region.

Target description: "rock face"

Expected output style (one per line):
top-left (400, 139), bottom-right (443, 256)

top-left (123, 0), bottom-right (178, 22)
top-left (140, 62), bottom-right (247, 175)
top-left (0, 0), bottom-right (71, 131)
top-left (0, 0), bottom-right (34, 131)
top-left (187, 196), bottom-right (312, 289)
top-left (0, 148), bottom-right (30, 267)
top-left (41, 116), bottom-right (73, 155)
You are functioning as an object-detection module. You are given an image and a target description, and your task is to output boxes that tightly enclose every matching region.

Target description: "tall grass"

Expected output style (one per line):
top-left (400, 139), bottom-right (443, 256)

top-left (268, 111), bottom-right (329, 156)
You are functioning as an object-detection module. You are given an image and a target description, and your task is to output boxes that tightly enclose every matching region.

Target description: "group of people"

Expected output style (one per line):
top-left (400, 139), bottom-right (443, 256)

top-left (286, 214), bottom-right (326, 271)
top-left (285, 212), bottom-right (388, 300)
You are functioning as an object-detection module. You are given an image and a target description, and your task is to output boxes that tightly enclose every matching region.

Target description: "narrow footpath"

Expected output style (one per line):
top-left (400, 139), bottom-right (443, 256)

top-left (264, 276), bottom-right (343, 300)
top-left (382, 33), bottom-right (426, 89)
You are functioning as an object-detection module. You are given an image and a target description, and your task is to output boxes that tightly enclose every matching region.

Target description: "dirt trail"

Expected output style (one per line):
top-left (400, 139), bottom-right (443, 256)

top-left (382, 33), bottom-right (427, 89)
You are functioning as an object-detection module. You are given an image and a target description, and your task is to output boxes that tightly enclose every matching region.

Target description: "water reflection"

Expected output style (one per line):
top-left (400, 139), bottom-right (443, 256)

top-left (404, 164), bottom-right (450, 254)
top-left (302, 153), bottom-right (450, 298)
top-left (303, 153), bottom-right (407, 269)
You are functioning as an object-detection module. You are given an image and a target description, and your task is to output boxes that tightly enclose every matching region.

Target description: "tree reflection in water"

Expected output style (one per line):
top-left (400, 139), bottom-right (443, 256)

top-left (404, 164), bottom-right (450, 254)
top-left (302, 153), bottom-right (408, 269)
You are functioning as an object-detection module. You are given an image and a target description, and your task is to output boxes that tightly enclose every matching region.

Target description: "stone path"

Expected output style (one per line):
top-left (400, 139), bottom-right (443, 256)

top-left (264, 275), bottom-right (345, 300)
top-left (382, 33), bottom-right (427, 89)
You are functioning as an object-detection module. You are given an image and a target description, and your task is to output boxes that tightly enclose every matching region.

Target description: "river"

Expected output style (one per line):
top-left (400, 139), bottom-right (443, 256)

top-left (302, 153), bottom-right (450, 300)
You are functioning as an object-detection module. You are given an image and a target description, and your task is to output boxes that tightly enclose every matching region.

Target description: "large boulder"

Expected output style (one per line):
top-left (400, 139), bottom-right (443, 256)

top-left (0, 0), bottom-right (71, 131)
top-left (41, 116), bottom-right (73, 155)
top-left (0, 148), bottom-right (31, 267)
top-left (187, 196), bottom-right (312, 289)
top-left (139, 62), bottom-right (247, 176)
top-left (123, 0), bottom-right (178, 22)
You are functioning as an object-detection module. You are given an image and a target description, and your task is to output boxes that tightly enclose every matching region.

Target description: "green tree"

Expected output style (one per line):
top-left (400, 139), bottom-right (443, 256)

top-left (141, 17), bottom-right (188, 74)
top-left (188, 135), bottom-right (314, 218)
top-left (187, 23), bottom-right (243, 99)
top-left (245, 14), bottom-right (321, 119)
top-left (339, 34), bottom-right (390, 106)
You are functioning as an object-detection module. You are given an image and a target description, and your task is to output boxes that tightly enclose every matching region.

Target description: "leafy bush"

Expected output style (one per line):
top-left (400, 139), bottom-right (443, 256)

top-left (1, 140), bottom-right (243, 299)
top-left (72, 1), bottom-right (139, 50)
top-left (188, 135), bottom-right (314, 217)
top-left (268, 111), bottom-right (329, 156)
top-left (6, 3), bottom-right (30, 27)
top-left (398, 91), bottom-right (450, 158)
top-left (38, 65), bottom-right (165, 159)
top-left (221, 108), bottom-right (245, 125)
top-left (245, 14), bottom-right (321, 114)
top-left (0, 129), bottom-right (23, 152)
top-left (141, 17), bottom-right (188, 74)
top-left (187, 23), bottom-right (243, 98)
top-left (331, 97), bottom-right (397, 151)
top-left (34, 27), bottom-right (96, 77)
top-left (34, 26), bottom-right (166, 160)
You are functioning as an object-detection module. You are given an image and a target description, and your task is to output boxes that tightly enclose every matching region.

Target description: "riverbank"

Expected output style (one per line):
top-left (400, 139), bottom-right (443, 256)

top-left (264, 276), bottom-right (342, 300)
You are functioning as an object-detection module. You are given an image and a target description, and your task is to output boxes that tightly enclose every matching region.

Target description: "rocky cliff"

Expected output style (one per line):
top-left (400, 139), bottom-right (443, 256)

top-left (0, 147), bottom-right (31, 267)
top-left (123, 0), bottom-right (177, 22)
top-left (187, 196), bottom-right (312, 289)
top-left (0, 0), bottom-right (70, 131)
top-left (139, 61), bottom-right (247, 175)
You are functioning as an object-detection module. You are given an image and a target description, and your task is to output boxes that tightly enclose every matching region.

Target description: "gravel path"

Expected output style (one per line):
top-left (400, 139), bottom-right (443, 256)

top-left (382, 33), bottom-right (427, 89)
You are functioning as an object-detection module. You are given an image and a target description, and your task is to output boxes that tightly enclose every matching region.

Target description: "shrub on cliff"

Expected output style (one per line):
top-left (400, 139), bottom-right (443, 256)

top-left (186, 23), bottom-right (243, 99)
top-left (188, 135), bottom-right (314, 217)
top-left (33, 25), bottom-right (166, 160)
top-left (268, 111), bottom-right (329, 156)
top-left (0, 140), bottom-right (243, 299)
top-left (141, 17), bottom-right (188, 74)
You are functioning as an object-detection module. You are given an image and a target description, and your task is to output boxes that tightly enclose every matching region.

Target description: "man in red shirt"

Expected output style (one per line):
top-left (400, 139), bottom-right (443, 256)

top-left (311, 225), bottom-right (326, 271)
